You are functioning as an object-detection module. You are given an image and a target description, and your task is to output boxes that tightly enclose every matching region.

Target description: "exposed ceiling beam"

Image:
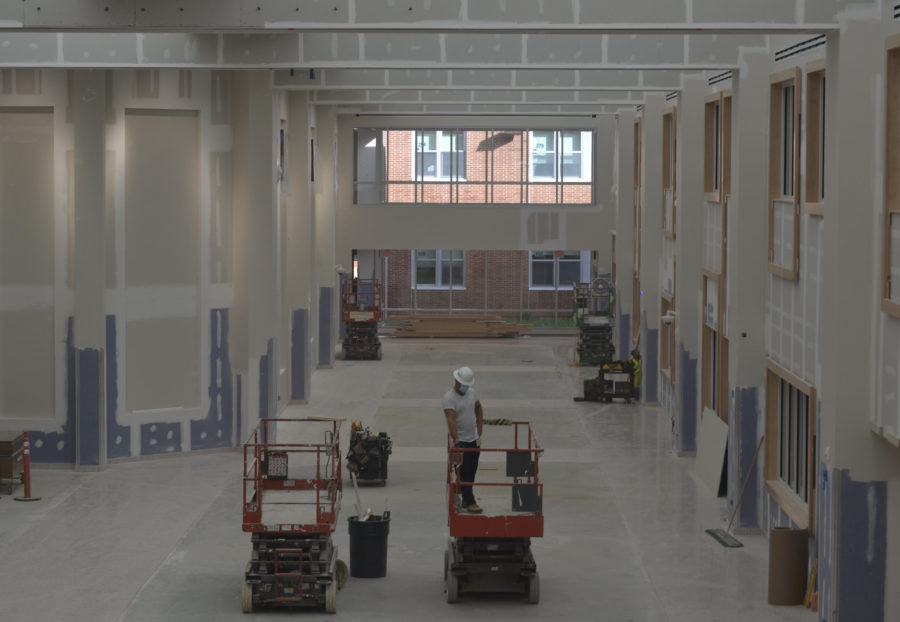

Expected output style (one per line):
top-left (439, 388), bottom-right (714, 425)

top-left (274, 68), bottom-right (687, 91)
top-left (0, 0), bottom-right (848, 34)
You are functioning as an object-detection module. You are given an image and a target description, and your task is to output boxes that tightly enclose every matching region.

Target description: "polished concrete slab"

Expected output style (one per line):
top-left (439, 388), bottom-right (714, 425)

top-left (0, 337), bottom-right (813, 621)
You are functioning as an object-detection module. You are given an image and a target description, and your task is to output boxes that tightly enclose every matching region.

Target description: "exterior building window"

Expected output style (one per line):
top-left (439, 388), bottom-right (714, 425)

top-left (778, 378), bottom-right (810, 502)
top-left (529, 251), bottom-right (585, 289)
top-left (529, 130), bottom-right (592, 181)
top-left (765, 359), bottom-right (817, 532)
top-left (768, 68), bottom-right (801, 280)
top-left (804, 63), bottom-right (826, 216)
top-left (781, 84), bottom-right (795, 197)
top-left (413, 250), bottom-right (465, 289)
top-left (415, 130), bottom-right (466, 180)
top-left (355, 127), bottom-right (594, 205)
top-left (662, 108), bottom-right (676, 237)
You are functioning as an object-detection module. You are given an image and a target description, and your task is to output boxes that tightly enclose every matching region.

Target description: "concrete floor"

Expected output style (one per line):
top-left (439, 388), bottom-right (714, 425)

top-left (0, 337), bottom-right (815, 621)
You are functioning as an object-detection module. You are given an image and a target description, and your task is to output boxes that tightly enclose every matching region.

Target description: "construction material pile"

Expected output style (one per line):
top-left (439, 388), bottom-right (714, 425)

top-left (391, 314), bottom-right (530, 338)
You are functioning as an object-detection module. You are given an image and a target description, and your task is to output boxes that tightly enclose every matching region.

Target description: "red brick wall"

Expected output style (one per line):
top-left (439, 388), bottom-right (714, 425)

top-left (384, 249), bottom-right (576, 316)
top-left (384, 130), bottom-right (592, 205)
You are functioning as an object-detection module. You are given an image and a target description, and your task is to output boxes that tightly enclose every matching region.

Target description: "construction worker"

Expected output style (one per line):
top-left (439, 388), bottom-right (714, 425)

top-left (443, 366), bottom-right (484, 514)
top-left (630, 349), bottom-right (642, 402)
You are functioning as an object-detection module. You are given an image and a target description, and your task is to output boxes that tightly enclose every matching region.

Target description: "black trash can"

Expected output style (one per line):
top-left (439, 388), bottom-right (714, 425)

top-left (347, 511), bottom-right (390, 578)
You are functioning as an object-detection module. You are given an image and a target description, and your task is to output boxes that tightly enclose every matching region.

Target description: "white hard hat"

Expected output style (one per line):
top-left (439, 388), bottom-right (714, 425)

top-left (453, 366), bottom-right (475, 386)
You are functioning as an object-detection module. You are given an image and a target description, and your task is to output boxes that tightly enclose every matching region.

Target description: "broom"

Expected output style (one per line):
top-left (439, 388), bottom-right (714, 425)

top-left (706, 435), bottom-right (765, 548)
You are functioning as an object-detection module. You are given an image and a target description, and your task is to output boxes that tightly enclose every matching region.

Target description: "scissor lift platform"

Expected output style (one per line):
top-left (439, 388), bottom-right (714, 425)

top-left (241, 418), bottom-right (347, 614)
top-left (444, 422), bottom-right (543, 604)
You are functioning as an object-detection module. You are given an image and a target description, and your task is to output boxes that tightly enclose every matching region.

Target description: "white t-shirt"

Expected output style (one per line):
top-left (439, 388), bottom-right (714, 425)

top-left (442, 387), bottom-right (479, 443)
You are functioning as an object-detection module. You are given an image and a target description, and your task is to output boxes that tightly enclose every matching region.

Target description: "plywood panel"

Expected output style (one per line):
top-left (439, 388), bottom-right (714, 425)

top-left (0, 309), bottom-right (54, 418)
top-left (125, 109), bottom-right (199, 287)
top-left (0, 108), bottom-right (54, 286)
top-left (125, 316), bottom-right (199, 412)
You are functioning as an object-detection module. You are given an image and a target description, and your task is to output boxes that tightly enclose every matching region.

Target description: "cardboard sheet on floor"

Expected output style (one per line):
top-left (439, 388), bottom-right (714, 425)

top-left (696, 408), bottom-right (727, 495)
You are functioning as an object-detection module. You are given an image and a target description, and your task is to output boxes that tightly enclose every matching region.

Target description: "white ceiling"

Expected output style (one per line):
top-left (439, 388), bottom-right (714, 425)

top-left (0, 0), bottom-right (868, 114)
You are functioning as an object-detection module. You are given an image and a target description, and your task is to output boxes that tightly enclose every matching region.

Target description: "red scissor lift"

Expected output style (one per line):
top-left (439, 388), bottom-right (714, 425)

top-left (444, 422), bottom-right (544, 604)
top-left (242, 418), bottom-right (347, 613)
top-left (341, 278), bottom-right (382, 360)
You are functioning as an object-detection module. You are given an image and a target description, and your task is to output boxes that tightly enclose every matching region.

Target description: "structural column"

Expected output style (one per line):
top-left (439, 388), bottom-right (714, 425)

top-left (727, 49), bottom-right (770, 528)
top-left (286, 91), bottom-right (313, 402)
top-left (819, 15), bottom-right (890, 621)
top-left (314, 106), bottom-right (338, 368)
top-left (72, 70), bottom-right (107, 470)
top-left (614, 109), bottom-right (635, 360)
top-left (242, 71), bottom-right (279, 422)
top-left (673, 75), bottom-right (705, 453)
top-left (639, 94), bottom-right (663, 404)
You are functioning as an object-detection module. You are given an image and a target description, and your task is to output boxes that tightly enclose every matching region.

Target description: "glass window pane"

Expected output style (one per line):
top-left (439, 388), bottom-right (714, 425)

top-left (416, 264), bottom-right (436, 285)
top-left (532, 153), bottom-right (554, 178)
top-left (416, 250), bottom-right (436, 260)
top-left (451, 260), bottom-right (465, 286)
top-left (562, 131), bottom-right (581, 152)
top-left (558, 260), bottom-right (580, 287)
top-left (532, 251), bottom-right (554, 259)
top-left (440, 152), bottom-right (452, 178)
top-left (563, 154), bottom-right (582, 179)
top-left (455, 149), bottom-right (466, 179)
top-left (417, 131), bottom-right (436, 151)
top-left (531, 262), bottom-right (554, 287)
top-left (532, 131), bottom-right (554, 153)
top-left (419, 152), bottom-right (437, 177)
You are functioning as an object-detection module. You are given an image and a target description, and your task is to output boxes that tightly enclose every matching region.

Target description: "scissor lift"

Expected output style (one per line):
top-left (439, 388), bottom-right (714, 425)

top-left (573, 277), bottom-right (616, 366)
top-left (341, 278), bottom-right (382, 360)
top-left (444, 422), bottom-right (543, 604)
top-left (241, 418), bottom-right (347, 613)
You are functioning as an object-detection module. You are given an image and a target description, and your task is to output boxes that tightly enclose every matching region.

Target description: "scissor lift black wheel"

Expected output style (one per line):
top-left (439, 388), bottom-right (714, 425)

top-left (528, 572), bottom-right (540, 604)
top-left (241, 580), bottom-right (253, 613)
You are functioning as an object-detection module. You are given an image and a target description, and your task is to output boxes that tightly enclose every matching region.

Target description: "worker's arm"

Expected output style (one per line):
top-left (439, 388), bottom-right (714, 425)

top-left (444, 408), bottom-right (459, 445)
top-left (475, 400), bottom-right (484, 439)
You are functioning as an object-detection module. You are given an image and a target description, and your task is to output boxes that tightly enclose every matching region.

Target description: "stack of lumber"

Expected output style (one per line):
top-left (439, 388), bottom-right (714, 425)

top-left (392, 314), bottom-right (530, 338)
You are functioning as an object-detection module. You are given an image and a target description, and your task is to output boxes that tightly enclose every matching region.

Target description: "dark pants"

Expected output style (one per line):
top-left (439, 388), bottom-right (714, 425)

top-left (457, 440), bottom-right (481, 506)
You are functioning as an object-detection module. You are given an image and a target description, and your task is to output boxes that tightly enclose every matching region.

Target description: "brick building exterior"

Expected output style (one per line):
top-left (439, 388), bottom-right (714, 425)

top-left (376, 128), bottom-right (594, 318)
top-left (384, 130), bottom-right (592, 205)
top-left (383, 249), bottom-right (582, 321)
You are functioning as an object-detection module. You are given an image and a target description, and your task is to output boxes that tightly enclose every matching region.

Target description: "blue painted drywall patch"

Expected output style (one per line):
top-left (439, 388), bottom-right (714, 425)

top-left (258, 337), bottom-right (275, 420)
top-left (837, 469), bottom-right (886, 621)
top-left (191, 308), bottom-right (233, 450)
top-left (819, 462), bottom-right (833, 622)
top-left (141, 421), bottom-right (182, 455)
top-left (618, 313), bottom-right (631, 361)
top-left (678, 346), bottom-right (698, 453)
top-left (291, 308), bottom-right (308, 401)
top-left (319, 286), bottom-right (333, 367)
top-left (644, 324), bottom-right (658, 403)
top-left (106, 314), bottom-right (130, 460)
top-left (737, 387), bottom-right (760, 529)
top-left (76, 347), bottom-right (102, 467)
top-left (30, 317), bottom-right (76, 463)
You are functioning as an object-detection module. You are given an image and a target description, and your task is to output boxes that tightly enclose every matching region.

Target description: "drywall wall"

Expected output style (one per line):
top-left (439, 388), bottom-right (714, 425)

top-left (0, 108), bottom-right (56, 421)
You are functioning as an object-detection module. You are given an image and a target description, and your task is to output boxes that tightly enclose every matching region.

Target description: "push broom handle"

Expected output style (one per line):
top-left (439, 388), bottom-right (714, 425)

top-left (726, 435), bottom-right (765, 533)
